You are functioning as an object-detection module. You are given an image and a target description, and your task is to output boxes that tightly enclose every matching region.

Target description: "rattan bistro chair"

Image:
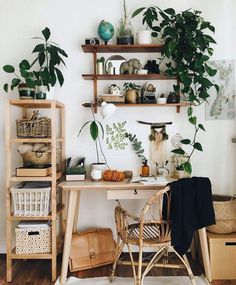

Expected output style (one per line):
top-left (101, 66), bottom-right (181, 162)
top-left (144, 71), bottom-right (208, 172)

top-left (110, 186), bottom-right (196, 285)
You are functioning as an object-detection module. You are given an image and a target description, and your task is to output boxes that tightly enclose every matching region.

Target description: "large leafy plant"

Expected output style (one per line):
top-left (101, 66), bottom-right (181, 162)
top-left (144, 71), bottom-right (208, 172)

top-left (132, 7), bottom-right (218, 174)
top-left (31, 27), bottom-right (68, 89)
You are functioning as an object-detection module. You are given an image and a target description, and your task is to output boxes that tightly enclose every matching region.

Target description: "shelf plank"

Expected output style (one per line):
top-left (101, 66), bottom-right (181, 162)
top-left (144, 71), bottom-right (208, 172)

top-left (81, 44), bottom-right (164, 53)
top-left (9, 99), bottom-right (64, 109)
top-left (114, 102), bottom-right (189, 107)
top-left (82, 74), bottom-right (177, 80)
top-left (10, 172), bottom-right (63, 182)
top-left (11, 248), bottom-right (52, 259)
top-left (11, 138), bottom-right (64, 143)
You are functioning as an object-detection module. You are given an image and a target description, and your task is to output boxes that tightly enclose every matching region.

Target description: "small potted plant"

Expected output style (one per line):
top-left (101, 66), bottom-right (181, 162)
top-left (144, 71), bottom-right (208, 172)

top-left (132, 6), bottom-right (159, 44)
top-left (31, 27), bottom-right (68, 99)
top-left (157, 93), bottom-right (167, 104)
top-left (123, 82), bottom-right (140, 103)
top-left (3, 59), bottom-right (37, 99)
top-left (117, 0), bottom-right (134, 45)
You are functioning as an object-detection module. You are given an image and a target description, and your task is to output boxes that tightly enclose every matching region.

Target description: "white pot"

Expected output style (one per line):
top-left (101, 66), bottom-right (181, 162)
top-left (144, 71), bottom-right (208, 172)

top-left (138, 30), bottom-right (152, 45)
top-left (37, 85), bottom-right (55, 99)
top-left (97, 62), bottom-right (104, 75)
top-left (157, 98), bottom-right (167, 104)
top-left (91, 163), bottom-right (106, 181)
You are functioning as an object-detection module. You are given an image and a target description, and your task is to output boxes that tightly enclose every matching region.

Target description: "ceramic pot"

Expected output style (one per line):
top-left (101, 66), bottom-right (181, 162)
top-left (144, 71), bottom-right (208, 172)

top-left (157, 97), bottom-right (167, 104)
top-left (35, 92), bottom-right (47, 100)
top-left (91, 163), bottom-right (106, 181)
top-left (18, 84), bottom-right (35, 100)
top-left (137, 30), bottom-right (152, 45)
top-left (125, 89), bottom-right (137, 104)
top-left (97, 62), bottom-right (104, 75)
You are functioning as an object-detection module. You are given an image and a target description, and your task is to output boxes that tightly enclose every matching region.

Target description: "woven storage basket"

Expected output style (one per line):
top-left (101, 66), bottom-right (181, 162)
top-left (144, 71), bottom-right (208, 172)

top-left (15, 227), bottom-right (51, 254)
top-left (16, 117), bottom-right (51, 138)
top-left (207, 195), bottom-right (236, 234)
top-left (21, 151), bottom-right (51, 166)
top-left (10, 183), bottom-right (51, 216)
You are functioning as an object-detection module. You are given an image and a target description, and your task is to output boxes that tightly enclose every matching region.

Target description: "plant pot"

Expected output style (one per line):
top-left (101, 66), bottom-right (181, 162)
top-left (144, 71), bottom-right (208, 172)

top-left (37, 85), bottom-right (55, 99)
top-left (117, 36), bottom-right (134, 45)
top-left (125, 89), bottom-right (138, 104)
top-left (35, 92), bottom-right (47, 100)
top-left (91, 163), bottom-right (106, 181)
top-left (157, 98), bottom-right (167, 104)
top-left (18, 84), bottom-right (35, 100)
top-left (137, 30), bottom-right (152, 45)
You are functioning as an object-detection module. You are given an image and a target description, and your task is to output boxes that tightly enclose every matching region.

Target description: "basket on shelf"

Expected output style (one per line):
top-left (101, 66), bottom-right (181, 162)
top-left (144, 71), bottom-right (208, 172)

top-left (10, 182), bottom-right (51, 217)
top-left (207, 194), bottom-right (236, 234)
top-left (15, 226), bottom-right (51, 254)
top-left (16, 117), bottom-right (51, 138)
top-left (21, 151), bottom-right (51, 166)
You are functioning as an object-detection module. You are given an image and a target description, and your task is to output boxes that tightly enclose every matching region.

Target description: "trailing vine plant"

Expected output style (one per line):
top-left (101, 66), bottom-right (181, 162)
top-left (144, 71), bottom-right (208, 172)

top-left (132, 7), bottom-right (218, 174)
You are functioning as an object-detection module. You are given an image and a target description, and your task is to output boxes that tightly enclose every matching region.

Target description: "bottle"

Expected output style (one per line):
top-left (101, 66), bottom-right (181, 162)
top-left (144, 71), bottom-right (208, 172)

top-left (141, 159), bottom-right (149, 177)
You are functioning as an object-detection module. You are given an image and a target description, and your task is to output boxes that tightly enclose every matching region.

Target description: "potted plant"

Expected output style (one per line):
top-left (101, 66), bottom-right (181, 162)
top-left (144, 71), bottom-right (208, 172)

top-left (123, 82), bottom-right (140, 103)
top-left (132, 6), bottom-right (218, 174)
top-left (117, 0), bottom-right (134, 45)
top-left (78, 107), bottom-right (108, 180)
top-left (3, 59), bottom-right (38, 99)
top-left (132, 6), bottom-right (160, 44)
top-left (157, 93), bottom-right (167, 104)
top-left (31, 27), bottom-right (68, 99)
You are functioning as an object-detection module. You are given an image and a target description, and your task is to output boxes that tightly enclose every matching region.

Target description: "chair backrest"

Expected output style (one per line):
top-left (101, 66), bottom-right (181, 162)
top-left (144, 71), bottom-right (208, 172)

top-left (115, 186), bottom-right (171, 244)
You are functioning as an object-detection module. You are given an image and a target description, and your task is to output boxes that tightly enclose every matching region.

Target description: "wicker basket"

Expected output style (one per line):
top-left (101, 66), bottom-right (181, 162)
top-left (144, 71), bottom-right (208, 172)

top-left (15, 226), bottom-right (51, 254)
top-left (21, 151), bottom-right (51, 166)
top-left (16, 117), bottom-right (51, 138)
top-left (207, 195), bottom-right (236, 234)
top-left (10, 183), bottom-right (51, 216)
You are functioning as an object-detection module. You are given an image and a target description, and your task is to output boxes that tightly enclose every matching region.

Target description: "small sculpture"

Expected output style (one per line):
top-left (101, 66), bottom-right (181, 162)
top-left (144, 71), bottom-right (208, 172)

top-left (108, 84), bottom-right (121, 96)
top-left (120, 58), bottom-right (142, 74)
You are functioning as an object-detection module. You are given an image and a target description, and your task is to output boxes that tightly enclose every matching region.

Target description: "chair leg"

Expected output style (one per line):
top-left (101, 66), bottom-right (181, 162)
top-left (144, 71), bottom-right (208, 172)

top-left (172, 247), bottom-right (196, 285)
top-left (137, 244), bottom-right (143, 285)
top-left (109, 239), bottom-right (125, 282)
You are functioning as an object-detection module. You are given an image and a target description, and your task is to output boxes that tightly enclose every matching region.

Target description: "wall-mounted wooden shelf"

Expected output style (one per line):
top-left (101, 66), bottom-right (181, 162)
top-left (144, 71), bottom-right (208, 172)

top-left (82, 74), bottom-right (177, 80)
top-left (82, 44), bottom-right (164, 53)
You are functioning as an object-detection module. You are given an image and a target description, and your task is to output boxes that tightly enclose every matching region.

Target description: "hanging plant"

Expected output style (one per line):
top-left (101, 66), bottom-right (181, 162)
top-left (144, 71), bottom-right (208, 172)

top-left (125, 132), bottom-right (147, 163)
top-left (132, 6), bottom-right (218, 174)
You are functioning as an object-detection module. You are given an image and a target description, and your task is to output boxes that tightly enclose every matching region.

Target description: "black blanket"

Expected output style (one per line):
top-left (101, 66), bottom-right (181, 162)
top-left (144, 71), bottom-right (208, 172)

top-left (167, 177), bottom-right (215, 255)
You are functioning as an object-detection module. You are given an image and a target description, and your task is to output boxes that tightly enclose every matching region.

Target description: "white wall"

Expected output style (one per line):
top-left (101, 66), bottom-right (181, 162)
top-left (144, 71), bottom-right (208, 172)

top-left (0, 0), bottom-right (235, 253)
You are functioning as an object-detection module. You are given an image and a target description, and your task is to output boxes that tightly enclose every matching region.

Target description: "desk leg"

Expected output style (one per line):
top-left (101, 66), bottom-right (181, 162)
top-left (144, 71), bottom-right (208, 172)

top-left (73, 192), bottom-right (80, 233)
top-left (198, 227), bottom-right (212, 282)
top-left (60, 190), bottom-right (78, 285)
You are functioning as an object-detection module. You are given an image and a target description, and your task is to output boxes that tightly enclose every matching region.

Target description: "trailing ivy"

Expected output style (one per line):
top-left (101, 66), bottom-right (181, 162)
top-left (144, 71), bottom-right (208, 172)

top-left (125, 132), bottom-right (147, 163)
top-left (132, 7), bottom-right (218, 174)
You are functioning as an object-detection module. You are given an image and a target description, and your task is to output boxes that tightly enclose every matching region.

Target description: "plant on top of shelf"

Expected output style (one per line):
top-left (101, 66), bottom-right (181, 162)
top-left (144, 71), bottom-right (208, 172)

top-left (117, 0), bottom-right (134, 45)
top-left (78, 107), bottom-right (108, 169)
top-left (132, 6), bottom-right (218, 174)
top-left (3, 59), bottom-right (38, 99)
top-left (31, 27), bottom-right (68, 92)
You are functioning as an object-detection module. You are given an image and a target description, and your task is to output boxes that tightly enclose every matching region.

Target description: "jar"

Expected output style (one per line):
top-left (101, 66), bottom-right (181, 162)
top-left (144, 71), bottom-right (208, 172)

top-left (141, 160), bottom-right (149, 177)
top-left (125, 89), bottom-right (137, 104)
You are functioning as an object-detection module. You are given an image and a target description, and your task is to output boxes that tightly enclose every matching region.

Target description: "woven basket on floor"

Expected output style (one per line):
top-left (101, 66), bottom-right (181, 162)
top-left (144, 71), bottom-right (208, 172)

top-left (207, 194), bottom-right (236, 234)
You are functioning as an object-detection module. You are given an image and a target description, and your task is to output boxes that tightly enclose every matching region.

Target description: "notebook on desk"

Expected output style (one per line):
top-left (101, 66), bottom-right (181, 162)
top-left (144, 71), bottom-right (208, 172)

top-left (131, 176), bottom-right (167, 185)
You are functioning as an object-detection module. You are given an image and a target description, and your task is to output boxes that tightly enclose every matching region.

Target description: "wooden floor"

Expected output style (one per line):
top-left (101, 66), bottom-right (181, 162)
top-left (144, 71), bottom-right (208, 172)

top-left (0, 254), bottom-right (235, 285)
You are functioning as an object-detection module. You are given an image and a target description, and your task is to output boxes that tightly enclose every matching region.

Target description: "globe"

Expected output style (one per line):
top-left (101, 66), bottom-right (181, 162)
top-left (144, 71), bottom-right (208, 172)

top-left (98, 20), bottom-right (114, 44)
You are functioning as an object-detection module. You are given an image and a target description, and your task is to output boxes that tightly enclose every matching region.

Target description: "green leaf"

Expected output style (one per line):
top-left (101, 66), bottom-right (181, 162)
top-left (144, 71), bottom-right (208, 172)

top-left (3, 65), bottom-right (15, 73)
top-left (189, 116), bottom-right (197, 125)
top-left (19, 59), bottom-right (30, 70)
top-left (181, 139), bottom-right (191, 145)
top-left (42, 27), bottom-right (51, 41)
top-left (132, 7), bottom-right (145, 18)
top-left (198, 124), bottom-right (206, 131)
top-left (183, 161), bottom-right (192, 174)
top-left (56, 47), bottom-right (68, 58)
top-left (20, 69), bottom-right (29, 78)
top-left (32, 44), bottom-right (45, 53)
top-left (38, 52), bottom-right (46, 67)
top-left (96, 120), bottom-right (104, 139)
top-left (193, 142), bottom-right (203, 151)
top-left (151, 32), bottom-right (158, 37)
top-left (214, 84), bottom-right (219, 93)
top-left (164, 8), bottom-right (175, 15)
top-left (203, 34), bottom-right (216, 44)
top-left (187, 106), bottom-right (193, 117)
top-left (78, 121), bottom-right (92, 137)
top-left (199, 91), bottom-right (210, 100)
top-left (4, 83), bottom-right (8, 92)
top-left (55, 68), bottom-right (64, 86)
top-left (90, 121), bottom-right (99, 141)
top-left (11, 78), bottom-right (20, 87)
top-left (171, 148), bottom-right (185, 155)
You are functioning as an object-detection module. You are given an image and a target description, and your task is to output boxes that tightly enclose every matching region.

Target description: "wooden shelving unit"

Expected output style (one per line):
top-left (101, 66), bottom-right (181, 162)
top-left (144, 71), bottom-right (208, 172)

top-left (5, 99), bottom-right (65, 282)
top-left (81, 44), bottom-right (186, 113)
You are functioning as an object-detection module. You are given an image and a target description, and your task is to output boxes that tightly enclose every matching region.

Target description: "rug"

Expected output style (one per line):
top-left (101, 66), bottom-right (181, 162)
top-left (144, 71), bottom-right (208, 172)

top-left (55, 275), bottom-right (210, 285)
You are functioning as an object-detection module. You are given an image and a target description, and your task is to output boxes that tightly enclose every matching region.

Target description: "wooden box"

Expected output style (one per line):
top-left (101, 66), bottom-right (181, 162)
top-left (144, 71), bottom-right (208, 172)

top-left (16, 166), bottom-right (52, 177)
top-left (207, 232), bottom-right (236, 279)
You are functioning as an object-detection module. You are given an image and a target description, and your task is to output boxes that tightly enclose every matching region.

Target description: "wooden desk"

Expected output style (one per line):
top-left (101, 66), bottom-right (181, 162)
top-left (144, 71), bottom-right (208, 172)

top-left (59, 180), bottom-right (212, 285)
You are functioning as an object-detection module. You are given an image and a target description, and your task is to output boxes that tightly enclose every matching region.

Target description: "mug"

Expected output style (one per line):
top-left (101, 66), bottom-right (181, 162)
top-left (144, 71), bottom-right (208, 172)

top-left (91, 169), bottom-right (102, 181)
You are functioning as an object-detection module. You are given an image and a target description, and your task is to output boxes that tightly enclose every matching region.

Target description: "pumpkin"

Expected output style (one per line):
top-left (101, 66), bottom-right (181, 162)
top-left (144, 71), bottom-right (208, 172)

top-left (112, 171), bottom-right (125, 182)
top-left (103, 169), bottom-right (115, 181)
